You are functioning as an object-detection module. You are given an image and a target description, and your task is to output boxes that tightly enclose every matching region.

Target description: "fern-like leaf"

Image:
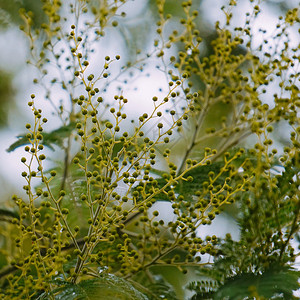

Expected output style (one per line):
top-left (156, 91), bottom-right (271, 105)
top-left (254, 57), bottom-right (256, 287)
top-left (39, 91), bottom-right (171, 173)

top-left (38, 274), bottom-right (148, 300)
top-left (213, 266), bottom-right (300, 300)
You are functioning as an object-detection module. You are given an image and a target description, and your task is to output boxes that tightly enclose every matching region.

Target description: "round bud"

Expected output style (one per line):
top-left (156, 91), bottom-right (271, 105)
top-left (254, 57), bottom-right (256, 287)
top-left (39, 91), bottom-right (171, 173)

top-left (50, 170), bottom-right (56, 177)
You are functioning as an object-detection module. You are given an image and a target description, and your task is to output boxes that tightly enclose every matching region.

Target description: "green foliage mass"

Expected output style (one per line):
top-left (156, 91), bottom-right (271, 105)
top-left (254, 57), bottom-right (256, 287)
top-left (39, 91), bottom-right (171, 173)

top-left (38, 274), bottom-right (148, 300)
top-left (0, 0), bottom-right (299, 299)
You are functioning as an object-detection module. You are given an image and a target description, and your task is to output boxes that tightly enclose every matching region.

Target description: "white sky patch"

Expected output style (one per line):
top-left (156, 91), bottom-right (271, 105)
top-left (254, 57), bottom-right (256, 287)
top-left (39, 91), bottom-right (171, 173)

top-left (0, 28), bottom-right (27, 72)
top-left (197, 213), bottom-right (240, 240)
top-left (149, 201), bottom-right (176, 223)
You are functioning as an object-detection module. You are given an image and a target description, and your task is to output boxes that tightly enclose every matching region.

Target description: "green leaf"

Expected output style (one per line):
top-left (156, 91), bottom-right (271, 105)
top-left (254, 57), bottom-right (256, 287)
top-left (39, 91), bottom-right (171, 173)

top-left (186, 280), bottom-right (218, 300)
top-left (149, 162), bottom-right (225, 201)
top-left (177, 162), bottom-right (225, 194)
top-left (6, 135), bottom-right (47, 152)
top-left (213, 266), bottom-right (300, 300)
top-left (38, 274), bottom-right (148, 300)
top-left (143, 282), bottom-right (177, 300)
top-left (42, 122), bottom-right (75, 146)
top-left (6, 122), bottom-right (75, 152)
top-left (0, 208), bottom-right (19, 220)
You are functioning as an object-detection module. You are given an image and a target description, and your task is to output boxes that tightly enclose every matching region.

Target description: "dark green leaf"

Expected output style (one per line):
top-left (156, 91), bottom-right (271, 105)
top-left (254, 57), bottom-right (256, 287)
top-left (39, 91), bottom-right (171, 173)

top-left (213, 267), bottom-right (300, 300)
top-left (6, 135), bottom-right (50, 152)
top-left (0, 208), bottom-right (19, 220)
top-left (144, 282), bottom-right (177, 300)
top-left (38, 274), bottom-right (148, 300)
top-left (186, 280), bottom-right (218, 300)
top-left (148, 162), bottom-right (225, 201)
top-left (6, 122), bottom-right (75, 152)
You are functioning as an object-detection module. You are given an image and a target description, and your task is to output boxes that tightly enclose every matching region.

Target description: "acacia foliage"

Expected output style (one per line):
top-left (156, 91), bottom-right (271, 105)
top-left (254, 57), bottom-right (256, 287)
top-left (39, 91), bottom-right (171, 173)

top-left (0, 0), bottom-right (299, 299)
